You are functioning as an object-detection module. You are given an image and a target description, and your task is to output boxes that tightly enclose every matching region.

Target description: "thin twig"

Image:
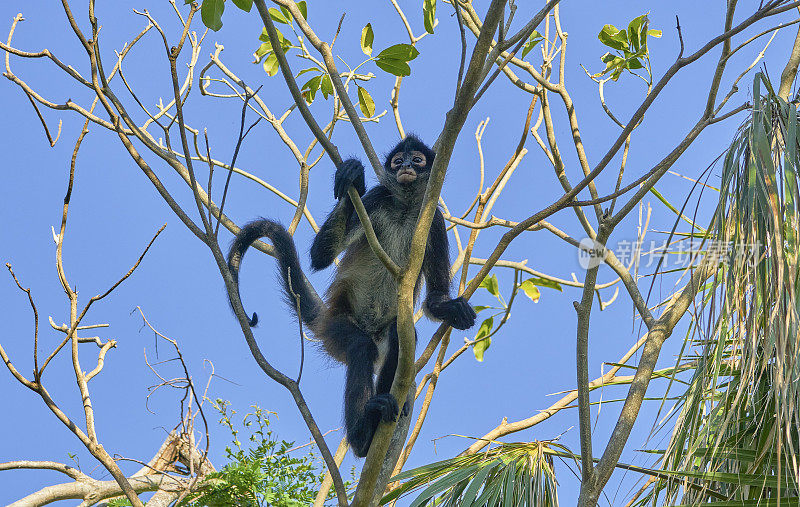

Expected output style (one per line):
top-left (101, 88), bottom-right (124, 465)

top-left (215, 85), bottom-right (262, 237)
top-left (5, 264), bottom-right (39, 387)
top-left (286, 267), bottom-right (305, 384)
top-left (24, 92), bottom-right (62, 146)
top-left (453, 0), bottom-right (467, 101)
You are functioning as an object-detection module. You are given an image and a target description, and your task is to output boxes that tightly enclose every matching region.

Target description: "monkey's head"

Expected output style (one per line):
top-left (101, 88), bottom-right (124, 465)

top-left (383, 134), bottom-right (435, 187)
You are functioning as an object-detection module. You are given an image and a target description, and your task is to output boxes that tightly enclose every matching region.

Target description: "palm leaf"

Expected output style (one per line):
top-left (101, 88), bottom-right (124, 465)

top-left (635, 72), bottom-right (800, 506)
top-left (382, 441), bottom-right (562, 506)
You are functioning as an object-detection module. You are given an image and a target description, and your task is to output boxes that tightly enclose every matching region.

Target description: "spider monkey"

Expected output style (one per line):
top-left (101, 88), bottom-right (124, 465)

top-left (227, 135), bottom-right (476, 457)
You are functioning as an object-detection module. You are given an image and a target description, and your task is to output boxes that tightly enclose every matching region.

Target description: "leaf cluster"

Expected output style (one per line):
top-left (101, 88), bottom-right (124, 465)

top-left (194, 1), bottom-right (426, 117)
top-left (594, 14), bottom-right (661, 81)
top-left (197, 0), bottom-right (305, 32)
top-left (181, 400), bottom-right (332, 507)
top-left (383, 441), bottom-right (564, 506)
top-left (635, 72), bottom-right (800, 506)
top-left (250, 2), bottom-right (307, 77)
top-left (470, 274), bottom-right (561, 362)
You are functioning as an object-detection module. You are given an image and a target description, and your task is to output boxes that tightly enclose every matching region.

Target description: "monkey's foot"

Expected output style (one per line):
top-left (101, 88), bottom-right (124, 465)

top-left (365, 393), bottom-right (400, 423)
top-left (430, 296), bottom-right (477, 330)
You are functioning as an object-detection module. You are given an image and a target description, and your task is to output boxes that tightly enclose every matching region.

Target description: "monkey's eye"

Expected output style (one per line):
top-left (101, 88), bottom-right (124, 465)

top-left (412, 156), bottom-right (423, 165)
top-left (392, 156), bottom-right (403, 166)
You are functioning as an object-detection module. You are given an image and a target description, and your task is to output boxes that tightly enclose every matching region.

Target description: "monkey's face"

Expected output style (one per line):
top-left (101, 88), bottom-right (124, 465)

top-left (390, 150), bottom-right (428, 184)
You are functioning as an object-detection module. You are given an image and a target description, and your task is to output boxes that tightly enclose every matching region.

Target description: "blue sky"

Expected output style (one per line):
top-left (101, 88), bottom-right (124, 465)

top-left (1, 1), bottom-right (797, 505)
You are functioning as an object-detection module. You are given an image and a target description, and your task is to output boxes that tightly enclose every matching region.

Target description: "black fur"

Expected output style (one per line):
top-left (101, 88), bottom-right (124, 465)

top-left (383, 134), bottom-right (436, 175)
top-left (227, 220), bottom-right (322, 327)
top-left (334, 158), bottom-right (366, 200)
top-left (226, 135), bottom-right (476, 457)
top-left (423, 211), bottom-right (476, 329)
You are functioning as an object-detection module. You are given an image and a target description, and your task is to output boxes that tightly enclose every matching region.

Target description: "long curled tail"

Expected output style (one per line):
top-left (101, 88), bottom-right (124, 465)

top-left (227, 219), bottom-right (324, 327)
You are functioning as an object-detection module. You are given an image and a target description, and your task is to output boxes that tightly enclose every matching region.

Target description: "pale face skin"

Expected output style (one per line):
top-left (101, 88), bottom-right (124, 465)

top-left (391, 150), bottom-right (427, 184)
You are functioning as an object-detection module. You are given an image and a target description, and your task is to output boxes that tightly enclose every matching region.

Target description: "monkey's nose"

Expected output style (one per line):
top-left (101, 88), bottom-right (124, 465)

top-left (397, 167), bottom-right (417, 183)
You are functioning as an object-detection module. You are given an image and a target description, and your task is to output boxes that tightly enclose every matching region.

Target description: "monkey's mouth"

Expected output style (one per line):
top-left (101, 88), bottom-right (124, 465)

top-left (396, 167), bottom-right (417, 184)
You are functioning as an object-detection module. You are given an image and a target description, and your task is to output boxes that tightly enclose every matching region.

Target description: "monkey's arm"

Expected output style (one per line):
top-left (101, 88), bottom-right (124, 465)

top-left (310, 159), bottom-right (366, 271)
top-left (423, 209), bottom-right (477, 330)
top-left (310, 199), bottom-right (355, 270)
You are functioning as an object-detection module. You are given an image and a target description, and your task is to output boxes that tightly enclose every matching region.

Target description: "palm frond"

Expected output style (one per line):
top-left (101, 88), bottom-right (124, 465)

top-left (381, 441), bottom-right (562, 506)
top-left (636, 72), bottom-right (800, 506)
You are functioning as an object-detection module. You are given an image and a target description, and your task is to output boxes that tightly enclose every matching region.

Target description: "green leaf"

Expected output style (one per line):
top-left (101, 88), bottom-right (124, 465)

top-left (598, 24), bottom-right (628, 51)
top-left (517, 280), bottom-right (541, 302)
top-left (373, 43), bottom-right (419, 75)
top-left (627, 14), bottom-right (648, 52)
top-left (375, 58), bottom-right (411, 77)
top-left (628, 57), bottom-right (644, 69)
top-left (301, 75), bottom-right (322, 103)
top-left (628, 27), bottom-right (640, 53)
top-left (627, 14), bottom-right (648, 34)
top-left (254, 42), bottom-right (272, 61)
top-left (262, 53), bottom-right (280, 76)
top-left (280, 5), bottom-right (292, 22)
top-left (377, 43), bottom-right (419, 61)
top-left (356, 86), bottom-right (375, 116)
top-left (258, 27), bottom-right (290, 51)
top-left (201, 0), bottom-right (224, 31)
top-left (521, 30), bottom-right (543, 58)
top-left (320, 74), bottom-right (333, 99)
top-left (593, 53), bottom-right (626, 79)
top-left (296, 1), bottom-right (307, 19)
top-left (461, 460), bottom-right (501, 505)
top-left (472, 305), bottom-right (491, 313)
top-left (475, 317), bottom-right (493, 340)
top-left (647, 28), bottom-right (662, 38)
top-left (423, 0), bottom-right (436, 34)
top-left (295, 67), bottom-right (319, 78)
top-left (408, 464), bottom-right (482, 506)
top-left (478, 274), bottom-right (500, 297)
top-left (669, 500), bottom-right (800, 506)
top-left (254, 30), bottom-right (291, 64)
top-left (268, 7), bottom-right (290, 24)
top-left (524, 277), bottom-right (562, 292)
top-left (361, 23), bottom-right (374, 56)
top-left (473, 317), bottom-right (494, 362)
top-left (301, 86), bottom-right (317, 104)
top-left (600, 52), bottom-right (617, 63)
top-left (656, 469), bottom-right (786, 489)
top-left (232, 0), bottom-right (252, 12)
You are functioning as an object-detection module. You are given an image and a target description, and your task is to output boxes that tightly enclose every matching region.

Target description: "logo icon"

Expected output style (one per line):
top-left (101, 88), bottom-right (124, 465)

top-left (578, 238), bottom-right (606, 269)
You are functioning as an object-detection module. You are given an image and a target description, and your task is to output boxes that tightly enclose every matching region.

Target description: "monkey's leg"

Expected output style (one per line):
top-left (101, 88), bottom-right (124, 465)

top-left (326, 317), bottom-right (398, 457)
top-left (375, 321), bottom-right (413, 418)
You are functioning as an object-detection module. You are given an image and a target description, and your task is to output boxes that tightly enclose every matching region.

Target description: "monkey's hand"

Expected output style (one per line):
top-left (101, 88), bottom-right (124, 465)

top-left (428, 296), bottom-right (477, 330)
top-left (365, 393), bottom-right (400, 423)
top-left (334, 159), bottom-right (366, 200)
